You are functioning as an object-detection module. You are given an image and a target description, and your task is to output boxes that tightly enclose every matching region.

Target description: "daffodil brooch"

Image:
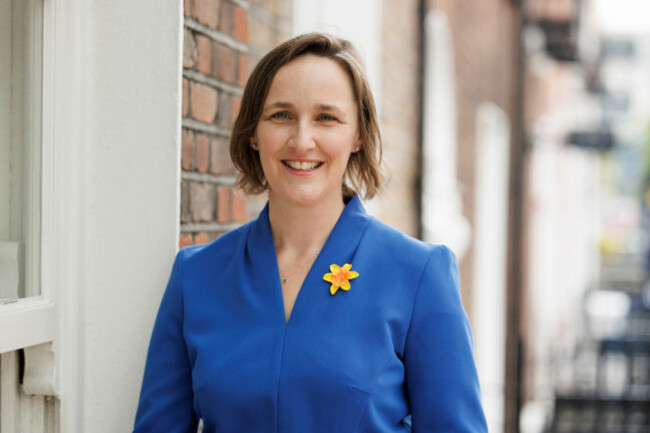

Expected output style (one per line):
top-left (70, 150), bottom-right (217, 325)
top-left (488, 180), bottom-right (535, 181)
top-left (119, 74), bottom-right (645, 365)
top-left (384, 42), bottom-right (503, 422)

top-left (323, 263), bottom-right (359, 295)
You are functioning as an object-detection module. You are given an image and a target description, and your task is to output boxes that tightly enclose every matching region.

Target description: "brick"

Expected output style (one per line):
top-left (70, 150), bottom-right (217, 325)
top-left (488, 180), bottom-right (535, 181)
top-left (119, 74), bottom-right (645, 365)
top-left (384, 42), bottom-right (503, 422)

top-left (183, 29), bottom-right (197, 69)
top-left (182, 78), bottom-right (189, 117)
top-left (217, 92), bottom-right (231, 128)
top-left (190, 182), bottom-right (216, 222)
top-left (181, 128), bottom-right (194, 170)
top-left (231, 96), bottom-right (241, 126)
top-left (233, 6), bottom-right (248, 43)
top-left (238, 54), bottom-right (249, 87)
top-left (217, 186), bottom-right (231, 223)
top-left (210, 136), bottom-right (234, 175)
top-left (212, 43), bottom-right (237, 84)
top-left (181, 181), bottom-right (190, 223)
top-left (184, 0), bottom-right (190, 17)
top-left (216, 93), bottom-right (241, 128)
top-left (194, 0), bottom-right (219, 29)
top-left (248, 14), bottom-right (273, 48)
top-left (194, 232), bottom-right (211, 245)
top-left (196, 133), bottom-right (210, 173)
top-left (218, 1), bottom-right (234, 36)
top-left (196, 34), bottom-right (212, 75)
top-left (179, 233), bottom-right (193, 249)
top-left (273, 0), bottom-right (292, 17)
top-left (232, 189), bottom-right (248, 222)
top-left (190, 82), bottom-right (218, 124)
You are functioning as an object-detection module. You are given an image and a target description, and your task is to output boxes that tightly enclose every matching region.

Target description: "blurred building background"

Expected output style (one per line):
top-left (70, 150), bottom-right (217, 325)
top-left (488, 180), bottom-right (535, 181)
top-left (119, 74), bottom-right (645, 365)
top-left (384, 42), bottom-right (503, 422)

top-left (1, 0), bottom-right (649, 431)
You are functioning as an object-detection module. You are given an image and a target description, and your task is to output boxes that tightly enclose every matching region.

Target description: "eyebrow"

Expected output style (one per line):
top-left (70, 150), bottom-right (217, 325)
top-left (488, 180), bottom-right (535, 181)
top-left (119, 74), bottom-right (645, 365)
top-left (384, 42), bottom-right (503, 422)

top-left (263, 101), bottom-right (347, 116)
top-left (314, 104), bottom-right (344, 114)
top-left (264, 101), bottom-right (293, 110)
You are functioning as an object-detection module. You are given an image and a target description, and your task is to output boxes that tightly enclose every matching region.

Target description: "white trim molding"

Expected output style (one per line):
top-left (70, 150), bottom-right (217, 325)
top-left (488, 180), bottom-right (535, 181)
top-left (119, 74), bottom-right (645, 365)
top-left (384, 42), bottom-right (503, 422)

top-left (0, 299), bottom-right (55, 354)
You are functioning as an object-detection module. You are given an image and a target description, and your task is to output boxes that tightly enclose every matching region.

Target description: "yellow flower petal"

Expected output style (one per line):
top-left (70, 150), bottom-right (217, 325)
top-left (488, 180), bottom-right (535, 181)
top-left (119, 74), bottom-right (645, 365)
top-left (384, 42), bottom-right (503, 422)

top-left (324, 263), bottom-right (359, 295)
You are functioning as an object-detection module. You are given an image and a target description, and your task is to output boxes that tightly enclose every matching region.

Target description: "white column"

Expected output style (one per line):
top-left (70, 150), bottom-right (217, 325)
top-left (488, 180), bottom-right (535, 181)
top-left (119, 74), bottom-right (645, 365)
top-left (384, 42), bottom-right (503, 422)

top-left (472, 102), bottom-right (511, 433)
top-left (421, 10), bottom-right (471, 258)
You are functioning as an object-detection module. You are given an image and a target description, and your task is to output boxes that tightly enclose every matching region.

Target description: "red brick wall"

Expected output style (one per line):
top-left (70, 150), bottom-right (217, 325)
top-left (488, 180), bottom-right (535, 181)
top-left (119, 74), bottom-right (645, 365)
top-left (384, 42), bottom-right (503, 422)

top-left (180, 0), bottom-right (290, 247)
top-left (424, 2), bottom-right (523, 430)
top-left (181, 0), bottom-right (426, 244)
top-left (425, 0), bottom-right (520, 319)
top-left (378, 0), bottom-right (422, 238)
top-left (427, 0), bottom-right (520, 432)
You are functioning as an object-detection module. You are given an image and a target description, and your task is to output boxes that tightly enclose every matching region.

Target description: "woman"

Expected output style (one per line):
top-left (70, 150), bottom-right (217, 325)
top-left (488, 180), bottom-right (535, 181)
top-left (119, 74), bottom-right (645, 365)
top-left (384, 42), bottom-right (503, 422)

top-left (133, 33), bottom-right (487, 432)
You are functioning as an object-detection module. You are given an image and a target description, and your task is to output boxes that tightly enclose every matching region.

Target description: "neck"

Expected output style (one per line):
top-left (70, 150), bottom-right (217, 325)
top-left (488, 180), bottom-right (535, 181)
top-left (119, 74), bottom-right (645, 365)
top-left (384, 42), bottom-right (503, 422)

top-left (268, 195), bottom-right (346, 256)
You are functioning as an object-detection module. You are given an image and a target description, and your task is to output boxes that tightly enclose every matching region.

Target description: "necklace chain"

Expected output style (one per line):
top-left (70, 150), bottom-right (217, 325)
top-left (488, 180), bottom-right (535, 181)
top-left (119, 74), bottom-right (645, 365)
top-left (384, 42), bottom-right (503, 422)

top-left (279, 250), bottom-right (321, 285)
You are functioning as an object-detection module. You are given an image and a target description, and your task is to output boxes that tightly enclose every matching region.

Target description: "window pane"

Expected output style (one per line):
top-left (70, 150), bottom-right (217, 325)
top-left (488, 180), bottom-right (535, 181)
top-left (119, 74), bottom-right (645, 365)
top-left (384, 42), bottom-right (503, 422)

top-left (0, 0), bottom-right (43, 302)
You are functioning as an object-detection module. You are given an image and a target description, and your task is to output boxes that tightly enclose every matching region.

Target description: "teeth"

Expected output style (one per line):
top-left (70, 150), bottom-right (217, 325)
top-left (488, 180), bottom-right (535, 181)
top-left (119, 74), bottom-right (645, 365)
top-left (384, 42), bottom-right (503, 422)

top-left (285, 160), bottom-right (320, 170)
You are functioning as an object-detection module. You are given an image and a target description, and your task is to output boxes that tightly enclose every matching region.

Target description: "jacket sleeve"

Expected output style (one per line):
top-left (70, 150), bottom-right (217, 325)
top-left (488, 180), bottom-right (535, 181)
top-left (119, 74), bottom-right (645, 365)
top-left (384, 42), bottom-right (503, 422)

top-left (404, 245), bottom-right (487, 432)
top-left (133, 249), bottom-right (198, 433)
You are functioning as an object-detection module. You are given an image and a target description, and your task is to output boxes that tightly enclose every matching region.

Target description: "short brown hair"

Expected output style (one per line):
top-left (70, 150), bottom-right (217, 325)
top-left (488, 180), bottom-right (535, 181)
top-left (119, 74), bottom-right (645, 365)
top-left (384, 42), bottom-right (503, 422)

top-left (230, 33), bottom-right (383, 199)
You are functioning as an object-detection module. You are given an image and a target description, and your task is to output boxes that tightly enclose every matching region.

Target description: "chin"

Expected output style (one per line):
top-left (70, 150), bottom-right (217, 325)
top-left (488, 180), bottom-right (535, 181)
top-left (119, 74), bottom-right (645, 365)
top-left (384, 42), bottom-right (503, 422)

top-left (286, 193), bottom-right (323, 208)
top-left (271, 187), bottom-right (335, 209)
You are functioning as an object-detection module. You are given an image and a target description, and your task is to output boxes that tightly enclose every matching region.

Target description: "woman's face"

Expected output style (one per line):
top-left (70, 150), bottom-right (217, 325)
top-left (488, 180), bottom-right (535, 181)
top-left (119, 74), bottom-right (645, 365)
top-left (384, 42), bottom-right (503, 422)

top-left (252, 54), bottom-right (360, 209)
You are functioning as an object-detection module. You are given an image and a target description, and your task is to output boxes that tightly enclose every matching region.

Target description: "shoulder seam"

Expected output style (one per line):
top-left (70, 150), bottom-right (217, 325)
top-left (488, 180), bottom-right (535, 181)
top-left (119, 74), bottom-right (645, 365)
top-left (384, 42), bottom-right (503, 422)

top-left (403, 246), bottom-right (439, 350)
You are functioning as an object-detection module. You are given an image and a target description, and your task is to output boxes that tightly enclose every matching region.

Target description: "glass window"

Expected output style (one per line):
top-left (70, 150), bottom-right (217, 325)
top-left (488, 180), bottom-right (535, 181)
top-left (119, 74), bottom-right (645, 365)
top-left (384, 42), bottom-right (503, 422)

top-left (0, 0), bottom-right (43, 302)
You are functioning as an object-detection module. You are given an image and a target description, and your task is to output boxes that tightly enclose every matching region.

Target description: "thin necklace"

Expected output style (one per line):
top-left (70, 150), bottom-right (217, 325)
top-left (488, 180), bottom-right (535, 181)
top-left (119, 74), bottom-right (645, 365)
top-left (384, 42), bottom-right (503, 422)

top-left (279, 249), bottom-right (321, 285)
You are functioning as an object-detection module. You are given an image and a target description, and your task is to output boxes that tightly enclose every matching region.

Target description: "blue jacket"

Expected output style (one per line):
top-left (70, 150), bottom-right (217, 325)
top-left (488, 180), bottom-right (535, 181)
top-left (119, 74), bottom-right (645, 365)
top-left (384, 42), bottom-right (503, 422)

top-left (133, 195), bottom-right (487, 432)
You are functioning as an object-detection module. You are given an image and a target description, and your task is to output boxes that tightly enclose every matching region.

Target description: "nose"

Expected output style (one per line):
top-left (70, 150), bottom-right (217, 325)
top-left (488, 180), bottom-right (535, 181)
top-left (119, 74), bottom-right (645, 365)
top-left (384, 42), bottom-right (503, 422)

top-left (289, 118), bottom-right (316, 151)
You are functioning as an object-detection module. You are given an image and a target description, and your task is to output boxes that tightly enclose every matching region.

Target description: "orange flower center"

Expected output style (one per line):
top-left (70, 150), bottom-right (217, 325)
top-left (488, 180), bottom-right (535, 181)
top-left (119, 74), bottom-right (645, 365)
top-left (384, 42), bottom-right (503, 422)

top-left (331, 269), bottom-right (351, 286)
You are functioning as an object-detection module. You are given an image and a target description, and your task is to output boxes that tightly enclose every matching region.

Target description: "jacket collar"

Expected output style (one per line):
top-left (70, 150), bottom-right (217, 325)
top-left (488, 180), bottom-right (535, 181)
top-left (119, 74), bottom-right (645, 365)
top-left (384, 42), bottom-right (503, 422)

top-left (246, 195), bottom-right (371, 318)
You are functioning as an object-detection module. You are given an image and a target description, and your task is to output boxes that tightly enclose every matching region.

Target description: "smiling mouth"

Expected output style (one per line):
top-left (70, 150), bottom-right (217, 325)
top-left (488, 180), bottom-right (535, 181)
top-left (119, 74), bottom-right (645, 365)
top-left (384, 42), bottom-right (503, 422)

top-left (283, 160), bottom-right (323, 170)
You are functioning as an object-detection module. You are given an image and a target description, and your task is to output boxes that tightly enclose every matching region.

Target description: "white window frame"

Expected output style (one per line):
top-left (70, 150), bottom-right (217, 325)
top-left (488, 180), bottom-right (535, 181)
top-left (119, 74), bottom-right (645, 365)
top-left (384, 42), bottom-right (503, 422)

top-left (1, 1), bottom-right (95, 432)
top-left (0, 1), bottom-right (72, 431)
top-left (0, 0), bottom-right (54, 356)
top-left (1, 0), bottom-right (59, 430)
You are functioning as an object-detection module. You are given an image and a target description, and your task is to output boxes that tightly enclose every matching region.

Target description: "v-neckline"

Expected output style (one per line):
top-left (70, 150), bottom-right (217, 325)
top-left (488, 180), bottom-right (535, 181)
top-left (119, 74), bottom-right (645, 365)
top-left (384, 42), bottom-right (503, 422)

top-left (276, 248), bottom-right (321, 323)
top-left (275, 250), bottom-right (321, 324)
top-left (247, 195), bottom-right (372, 326)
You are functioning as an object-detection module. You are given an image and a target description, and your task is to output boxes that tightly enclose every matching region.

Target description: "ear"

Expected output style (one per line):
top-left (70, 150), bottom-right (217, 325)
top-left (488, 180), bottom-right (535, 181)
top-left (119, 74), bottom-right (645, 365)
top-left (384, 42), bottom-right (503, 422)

top-left (352, 137), bottom-right (362, 153)
top-left (250, 137), bottom-right (258, 150)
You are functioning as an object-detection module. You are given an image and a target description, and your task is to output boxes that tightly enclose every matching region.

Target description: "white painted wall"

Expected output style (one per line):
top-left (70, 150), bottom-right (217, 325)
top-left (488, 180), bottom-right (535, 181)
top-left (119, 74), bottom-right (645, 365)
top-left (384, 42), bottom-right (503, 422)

top-left (49, 1), bottom-right (182, 432)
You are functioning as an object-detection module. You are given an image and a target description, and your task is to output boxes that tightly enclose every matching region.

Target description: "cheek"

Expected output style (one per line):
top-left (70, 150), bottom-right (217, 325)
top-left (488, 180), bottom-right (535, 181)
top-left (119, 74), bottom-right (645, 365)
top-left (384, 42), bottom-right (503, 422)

top-left (324, 131), bottom-right (358, 158)
top-left (257, 128), bottom-right (288, 153)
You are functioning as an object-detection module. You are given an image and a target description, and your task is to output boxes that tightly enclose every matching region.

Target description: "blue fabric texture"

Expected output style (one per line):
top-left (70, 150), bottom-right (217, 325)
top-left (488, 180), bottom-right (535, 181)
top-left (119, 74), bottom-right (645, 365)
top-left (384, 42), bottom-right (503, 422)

top-left (133, 195), bottom-right (488, 432)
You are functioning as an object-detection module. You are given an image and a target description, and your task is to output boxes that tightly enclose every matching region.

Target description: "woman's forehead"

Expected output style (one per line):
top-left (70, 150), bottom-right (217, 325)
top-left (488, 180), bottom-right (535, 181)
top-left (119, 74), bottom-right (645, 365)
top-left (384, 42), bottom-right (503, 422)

top-left (264, 55), bottom-right (356, 107)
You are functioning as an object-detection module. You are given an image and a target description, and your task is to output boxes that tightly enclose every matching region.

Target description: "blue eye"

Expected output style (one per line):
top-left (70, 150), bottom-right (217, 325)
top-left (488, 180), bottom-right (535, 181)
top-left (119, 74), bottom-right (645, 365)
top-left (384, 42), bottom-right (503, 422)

top-left (318, 114), bottom-right (336, 122)
top-left (270, 112), bottom-right (289, 119)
